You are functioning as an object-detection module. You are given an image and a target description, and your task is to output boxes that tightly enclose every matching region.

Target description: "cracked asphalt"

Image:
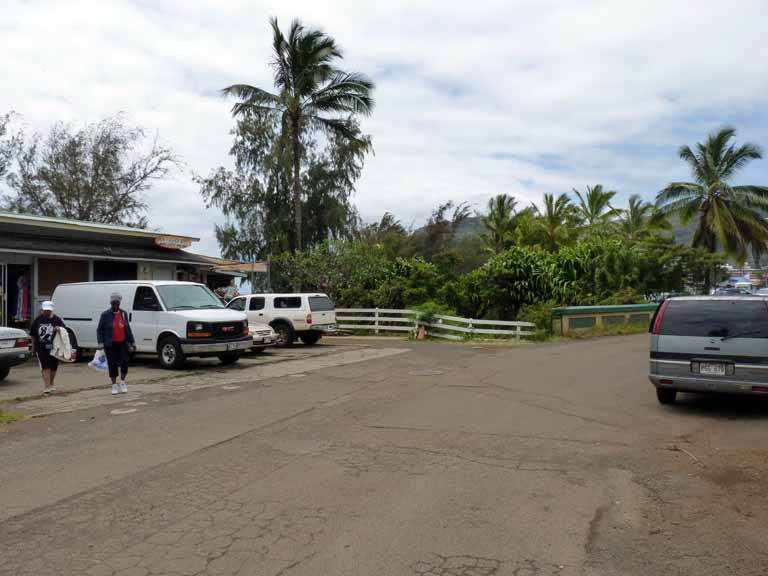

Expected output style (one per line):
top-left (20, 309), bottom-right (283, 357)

top-left (2, 335), bottom-right (768, 575)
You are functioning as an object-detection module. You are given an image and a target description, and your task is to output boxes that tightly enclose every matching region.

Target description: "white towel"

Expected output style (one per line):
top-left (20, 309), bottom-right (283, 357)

top-left (52, 329), bottom-right (75, 363)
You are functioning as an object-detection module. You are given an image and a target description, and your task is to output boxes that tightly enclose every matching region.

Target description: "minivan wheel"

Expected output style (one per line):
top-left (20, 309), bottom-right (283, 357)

top-left (0, 366), bottom-right (10, 382)
top-left (273, 323), bottom-right (295, 347)
top-left (217, 353), bottom-right (240, 365)
top-left (656, 387), bottom-right (677, 405)
top-left (158, 337), bottom-right (185, 370)
top-left (300, 332), bottom-right (321, 346)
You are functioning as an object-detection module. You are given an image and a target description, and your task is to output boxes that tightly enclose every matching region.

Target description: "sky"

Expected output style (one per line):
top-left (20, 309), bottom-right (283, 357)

top-left (2, 0), bottom-right (768, 256)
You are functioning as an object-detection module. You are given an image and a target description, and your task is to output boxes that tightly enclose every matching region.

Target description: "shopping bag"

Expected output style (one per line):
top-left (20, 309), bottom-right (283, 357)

top-left (88, 349), bottom-right (108, 372)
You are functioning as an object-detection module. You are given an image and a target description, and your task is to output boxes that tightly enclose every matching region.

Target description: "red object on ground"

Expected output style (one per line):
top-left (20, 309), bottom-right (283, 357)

top-left (417, 325), bottom-right (426, 340)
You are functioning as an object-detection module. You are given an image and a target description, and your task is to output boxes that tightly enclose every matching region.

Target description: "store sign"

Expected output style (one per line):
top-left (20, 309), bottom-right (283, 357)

top-left (155, 235), bottom-right (192, 249)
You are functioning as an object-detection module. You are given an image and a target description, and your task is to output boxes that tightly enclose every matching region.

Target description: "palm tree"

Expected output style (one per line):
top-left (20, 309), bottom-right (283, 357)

top-left (222, 18), bottom-right (375, 251)
top-left (619, 194), bottom-right (670, 243)
top-left (573, 184), bottom-right (620, 233)
top-left (480, 194), bottom-right (518, 253)
top-left (534, 192), bottom-right (576, 252)
top-left (656, 127), bottom-right (768, 260)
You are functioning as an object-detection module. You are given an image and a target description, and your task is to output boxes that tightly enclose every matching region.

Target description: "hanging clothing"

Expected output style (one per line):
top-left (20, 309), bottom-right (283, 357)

top-left (16, 275), bottom-right (29, 321)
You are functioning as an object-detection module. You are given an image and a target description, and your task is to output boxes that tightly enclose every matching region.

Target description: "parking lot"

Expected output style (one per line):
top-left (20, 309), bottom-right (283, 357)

top-left (2, 334), bottom-right (768, 575)
top-left (0, 339), bottom-right (356, 403)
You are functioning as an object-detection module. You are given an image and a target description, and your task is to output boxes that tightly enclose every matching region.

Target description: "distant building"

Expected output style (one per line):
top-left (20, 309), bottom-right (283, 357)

top-left (0, 212), bottom-right (254, 328)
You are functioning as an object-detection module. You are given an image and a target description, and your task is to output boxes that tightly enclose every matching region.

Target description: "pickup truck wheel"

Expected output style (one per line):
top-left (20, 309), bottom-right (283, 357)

top-left (158, 337), bottom-right (185, 370)
top-left (273, 322), bottom-right (295, 348)
top-left (656, 387), bottom-right (677, 405)
top-left (217, 353), bottom-right (240, 365)
top-left (299, 332), bottom-right (321, 346)
top-left (0, 366), bottom-right (10, 382)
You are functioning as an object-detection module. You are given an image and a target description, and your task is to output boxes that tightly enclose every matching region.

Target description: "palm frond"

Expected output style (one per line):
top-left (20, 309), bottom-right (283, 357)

top-left (656, 182), bottom-right (702, 205)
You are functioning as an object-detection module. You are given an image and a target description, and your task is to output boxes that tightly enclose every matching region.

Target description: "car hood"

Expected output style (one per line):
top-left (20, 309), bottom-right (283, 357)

top-left (249, 323), bottom-right (274, 332)
top-left (169, 309), bottom-right (247, 322)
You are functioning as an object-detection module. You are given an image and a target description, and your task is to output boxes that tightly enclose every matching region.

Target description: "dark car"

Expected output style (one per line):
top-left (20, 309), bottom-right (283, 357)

top-left (649, 296), bottom-right (768, 404)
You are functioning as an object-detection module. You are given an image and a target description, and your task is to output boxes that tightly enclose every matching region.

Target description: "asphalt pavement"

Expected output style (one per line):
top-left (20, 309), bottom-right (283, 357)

top-left (2, 335), bottom-right (768, 575)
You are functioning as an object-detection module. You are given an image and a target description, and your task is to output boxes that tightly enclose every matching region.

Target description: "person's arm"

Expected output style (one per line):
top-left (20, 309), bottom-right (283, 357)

top-left (96, 312), bottom-right (105, 347)
top-left (30, 318), bottom-right (38, 354)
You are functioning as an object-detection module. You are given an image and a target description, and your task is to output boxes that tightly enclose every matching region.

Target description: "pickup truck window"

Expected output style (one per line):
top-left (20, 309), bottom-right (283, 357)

top-left (274, 297), bottom-right (301, 309)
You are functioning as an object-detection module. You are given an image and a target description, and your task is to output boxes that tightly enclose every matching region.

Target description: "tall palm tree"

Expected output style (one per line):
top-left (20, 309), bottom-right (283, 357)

top-left (480, 194), bottom-right (518, 253)
top-left (620, 194), bottom-right (669, 243)
top-left (573, 184), bottom-right (620, 233)
top-left (222, 18), bottom-right (375, 251)
top-left (534, 192), bottom-right (576, 252)
top-left (656, 127), bottom-right (768, 260)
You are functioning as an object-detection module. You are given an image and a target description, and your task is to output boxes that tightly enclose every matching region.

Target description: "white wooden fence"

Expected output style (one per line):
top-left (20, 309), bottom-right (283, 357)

top-left (336, 308), bottom-right (536, 342)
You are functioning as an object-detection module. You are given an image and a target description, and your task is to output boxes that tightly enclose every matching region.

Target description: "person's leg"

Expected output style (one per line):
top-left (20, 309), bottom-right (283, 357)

top-left (104, 346), bottom-right (119, 393)
top-left (49, 368), bottom-right (57, 389)
top-left (41, 368), bottom-right (51, 391)
top-left (119, 343), bottom-right (129, 392)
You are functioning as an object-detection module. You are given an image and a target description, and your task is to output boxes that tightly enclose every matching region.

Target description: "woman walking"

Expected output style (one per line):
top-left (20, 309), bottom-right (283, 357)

top-left (97, 292), bottom-right (135, 395)
top-left (30, 301), bottom-right (65, 394)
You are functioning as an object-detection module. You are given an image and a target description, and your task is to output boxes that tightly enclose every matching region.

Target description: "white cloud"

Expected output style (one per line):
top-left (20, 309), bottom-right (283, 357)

top-left (2, 0), bottom-right (768, 255)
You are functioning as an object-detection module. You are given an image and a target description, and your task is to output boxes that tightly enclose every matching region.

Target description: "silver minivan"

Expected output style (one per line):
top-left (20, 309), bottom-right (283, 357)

top-left (649, 296), bottom-right (768, 404)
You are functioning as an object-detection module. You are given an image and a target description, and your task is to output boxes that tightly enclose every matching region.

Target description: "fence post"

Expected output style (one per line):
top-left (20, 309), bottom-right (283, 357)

top-left (469, 318), bottom-right (474, 338)
top-left (374, 308), bottom-right (379, 335)
top-left (516, 324), bottom-right (521, 342)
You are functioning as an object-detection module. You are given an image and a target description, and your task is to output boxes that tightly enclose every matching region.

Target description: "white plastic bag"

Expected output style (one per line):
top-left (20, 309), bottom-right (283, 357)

top-left (88, 349), bottom-right (108, 372)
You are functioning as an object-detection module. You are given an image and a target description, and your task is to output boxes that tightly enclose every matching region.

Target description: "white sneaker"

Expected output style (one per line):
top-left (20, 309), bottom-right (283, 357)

top-left (119, 382), bottom-right (128, 394)
top-left (111, 384), bottom-right (119, 395)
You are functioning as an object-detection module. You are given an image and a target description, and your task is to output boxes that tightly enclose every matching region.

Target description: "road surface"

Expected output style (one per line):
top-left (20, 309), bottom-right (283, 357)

top-left (2, 335), bottom-right (768, 575)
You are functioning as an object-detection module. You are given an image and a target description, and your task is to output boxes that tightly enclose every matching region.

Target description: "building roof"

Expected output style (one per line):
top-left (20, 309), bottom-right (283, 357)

top-left (0, 211), bottom-right (198, 242)
top-left (0, 233), bottom-right (213, 265)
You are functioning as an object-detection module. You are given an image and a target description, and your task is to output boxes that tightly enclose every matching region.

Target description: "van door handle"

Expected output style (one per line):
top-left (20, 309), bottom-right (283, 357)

top-left (129, 313), bottom-right (132, 321)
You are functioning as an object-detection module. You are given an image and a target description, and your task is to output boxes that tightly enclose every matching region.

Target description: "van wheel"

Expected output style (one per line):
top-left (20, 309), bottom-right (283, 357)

top-left (217, 353), bottom-right (240, 365)
top-left (158, 337), bottom-right (185, 370)
top-left (273, 323), bottom-right (295, 347)
top-left (300, 332), bottom-right (321, 346)
top-left (656, 388), bottom-right (677, 405)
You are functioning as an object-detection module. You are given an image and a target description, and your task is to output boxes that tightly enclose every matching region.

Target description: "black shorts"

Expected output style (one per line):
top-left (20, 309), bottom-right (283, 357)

top-left (37, 351), bottom-right (59, 371)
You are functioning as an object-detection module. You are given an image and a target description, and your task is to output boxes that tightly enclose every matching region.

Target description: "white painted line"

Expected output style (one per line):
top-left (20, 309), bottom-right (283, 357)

top-left (110, 408), bottom-right (138, 415)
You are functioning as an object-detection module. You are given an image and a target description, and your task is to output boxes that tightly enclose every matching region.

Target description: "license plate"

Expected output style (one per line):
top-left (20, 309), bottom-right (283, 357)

top-left (0, 340), bottom-right (14, 349)
top-left (699, 362), bottom-right (726, 376)
top-left (263, 337), bottom-right (271, 343)
top-left (226, 343), bottom-right (234, 351)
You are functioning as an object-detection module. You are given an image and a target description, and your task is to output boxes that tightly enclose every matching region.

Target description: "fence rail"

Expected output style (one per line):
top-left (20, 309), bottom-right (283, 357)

top-left (335, 308), bottom-right (536, 341)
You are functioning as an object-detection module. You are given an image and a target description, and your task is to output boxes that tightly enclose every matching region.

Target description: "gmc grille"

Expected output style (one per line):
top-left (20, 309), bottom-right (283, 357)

top-left (213, 321), bottom-right (244, 340)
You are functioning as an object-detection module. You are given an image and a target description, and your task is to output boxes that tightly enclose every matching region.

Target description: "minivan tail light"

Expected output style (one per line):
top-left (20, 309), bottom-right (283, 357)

top-left (15, 338), bottom-right (31, 349)
top-left (651, 299), bottom-right (670, 335)
top-left (306, 313), bottom-right (312, 325)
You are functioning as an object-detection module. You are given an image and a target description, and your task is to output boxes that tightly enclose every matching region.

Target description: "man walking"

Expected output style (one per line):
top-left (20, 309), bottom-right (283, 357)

top-left (30, 301), bottom-right (65, 394)
top-left (97, 292), bottom-right (135, 395)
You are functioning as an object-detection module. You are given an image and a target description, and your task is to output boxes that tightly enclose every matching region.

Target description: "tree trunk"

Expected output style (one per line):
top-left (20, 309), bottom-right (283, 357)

top-left (291, 124), bottom-right (302, 253)
top-left (291, 116), bottom-right (302, 292)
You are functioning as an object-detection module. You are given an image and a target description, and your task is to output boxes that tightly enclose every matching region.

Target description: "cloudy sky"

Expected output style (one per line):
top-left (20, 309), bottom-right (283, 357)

top-left (3, 0), bottom-right (768, 255)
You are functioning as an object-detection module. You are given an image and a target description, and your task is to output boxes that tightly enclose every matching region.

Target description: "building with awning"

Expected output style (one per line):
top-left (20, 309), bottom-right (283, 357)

top-left (0, 212), bottom-right (247, 328)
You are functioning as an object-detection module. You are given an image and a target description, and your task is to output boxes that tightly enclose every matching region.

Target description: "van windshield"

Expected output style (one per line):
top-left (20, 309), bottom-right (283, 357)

top-left (156, 285), bottom-right (224, 310)
top-left (660, 299), bottom-right (768, 338)
top-left (309, 296), bottom-right (335, 312)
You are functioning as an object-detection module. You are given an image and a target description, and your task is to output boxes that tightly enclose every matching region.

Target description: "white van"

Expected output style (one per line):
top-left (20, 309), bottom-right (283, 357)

top-left (52, 281), bottom-right (252, 369)
top-left (226, 293), bottom-right (336, 346)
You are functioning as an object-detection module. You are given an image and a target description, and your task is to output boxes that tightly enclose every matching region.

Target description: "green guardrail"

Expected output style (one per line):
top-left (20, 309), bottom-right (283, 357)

top-left (550, 303), bottom-right (659, 335)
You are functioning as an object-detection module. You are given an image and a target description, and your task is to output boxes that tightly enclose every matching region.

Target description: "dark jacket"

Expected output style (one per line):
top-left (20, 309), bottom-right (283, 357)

top-left (97, 309), bottom-right (135, 348)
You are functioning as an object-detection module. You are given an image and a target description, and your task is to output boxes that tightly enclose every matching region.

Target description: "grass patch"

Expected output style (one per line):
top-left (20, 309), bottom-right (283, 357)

top-left (0, 409), bottom-right (24, 426)
top-left (564, 321), bottom-right (648, 339)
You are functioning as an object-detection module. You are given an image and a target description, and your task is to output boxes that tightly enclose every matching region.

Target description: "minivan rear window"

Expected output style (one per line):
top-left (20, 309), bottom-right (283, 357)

top-left (660, 299), bottom-right (768, 338)
top-left (309, 296), bottom-right (335, 312)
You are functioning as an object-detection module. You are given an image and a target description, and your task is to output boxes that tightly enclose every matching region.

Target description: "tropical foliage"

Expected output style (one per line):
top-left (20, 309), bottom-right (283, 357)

top-left (221, 18), bottom-right (375, 251)
top-left (656, 127), bottom-right (768, 260)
